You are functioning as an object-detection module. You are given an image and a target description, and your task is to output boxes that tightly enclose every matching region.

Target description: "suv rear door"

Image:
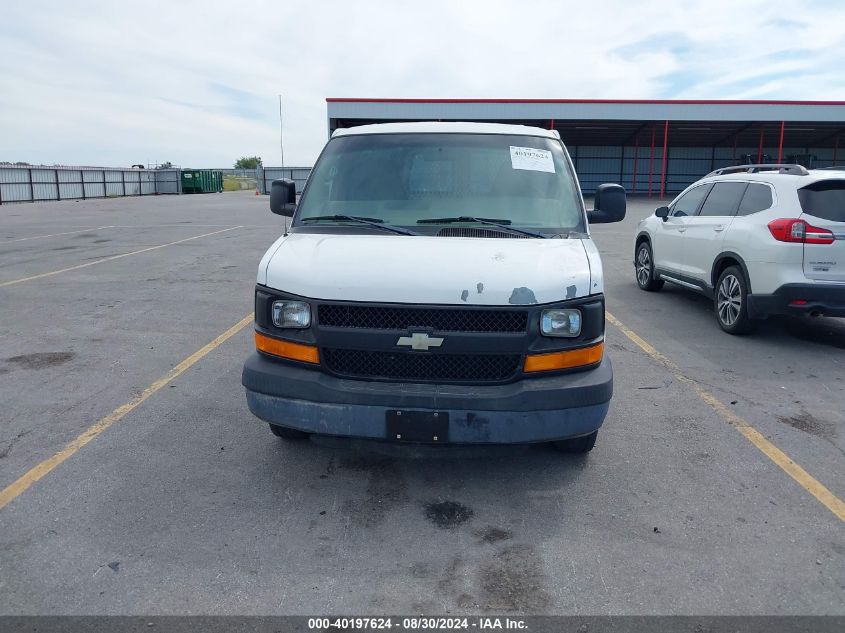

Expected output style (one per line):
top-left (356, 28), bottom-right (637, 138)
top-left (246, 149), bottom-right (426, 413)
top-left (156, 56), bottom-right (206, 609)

top-left (798, 179), bottom-right (845, 283)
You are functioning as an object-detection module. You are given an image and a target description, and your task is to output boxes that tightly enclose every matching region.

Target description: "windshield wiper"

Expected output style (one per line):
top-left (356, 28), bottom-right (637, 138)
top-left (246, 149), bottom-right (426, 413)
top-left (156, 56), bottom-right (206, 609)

top-left (416, 216), bottom-right (547, 239)
top-left (300, 215), bottom-right (419, 236)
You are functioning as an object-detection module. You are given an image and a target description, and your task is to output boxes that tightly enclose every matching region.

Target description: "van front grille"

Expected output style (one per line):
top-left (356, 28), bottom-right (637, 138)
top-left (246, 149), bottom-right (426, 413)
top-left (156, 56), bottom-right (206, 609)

top-left (322, 348), bottom-right (522, 383)
top-left (317, 305), bottom-right (527, 333)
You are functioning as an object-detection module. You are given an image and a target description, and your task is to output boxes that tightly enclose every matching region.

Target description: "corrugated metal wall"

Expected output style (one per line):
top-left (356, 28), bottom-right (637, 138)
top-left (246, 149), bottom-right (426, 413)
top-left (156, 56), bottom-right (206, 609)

top-left (572, 145), bottom-right (840, 195)
top-left (0, 167), bottom-right (182, 204)
top-left (571, 146), bottom-right (627, 194)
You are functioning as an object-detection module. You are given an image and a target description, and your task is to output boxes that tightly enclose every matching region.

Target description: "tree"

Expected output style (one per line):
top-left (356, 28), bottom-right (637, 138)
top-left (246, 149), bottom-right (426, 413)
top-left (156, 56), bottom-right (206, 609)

top-left (234, 156), bottom-right (262, 169)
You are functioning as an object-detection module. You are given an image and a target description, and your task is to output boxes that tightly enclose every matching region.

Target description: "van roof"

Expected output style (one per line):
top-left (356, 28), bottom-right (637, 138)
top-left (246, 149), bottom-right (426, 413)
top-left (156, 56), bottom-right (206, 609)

top-left (331, 121), bottom-right (561, 139)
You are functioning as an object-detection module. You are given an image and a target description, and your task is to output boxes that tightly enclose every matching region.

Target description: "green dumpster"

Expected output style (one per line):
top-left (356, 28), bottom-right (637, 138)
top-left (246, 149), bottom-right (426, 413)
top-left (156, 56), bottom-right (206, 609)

top-left (181, 169), bottom-right (223, 194)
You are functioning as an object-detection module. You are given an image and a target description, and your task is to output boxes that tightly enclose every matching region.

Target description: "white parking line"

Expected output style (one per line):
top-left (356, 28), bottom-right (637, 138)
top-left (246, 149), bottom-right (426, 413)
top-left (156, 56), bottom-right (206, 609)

top-left (6, 226), bottom-right (116, 242)
top-left (0, 226), bottom-right (242, 288)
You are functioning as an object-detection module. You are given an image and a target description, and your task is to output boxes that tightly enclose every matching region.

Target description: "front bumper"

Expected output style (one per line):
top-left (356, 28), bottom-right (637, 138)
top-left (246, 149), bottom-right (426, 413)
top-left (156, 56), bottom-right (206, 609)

top-left (241, 353), bottom-right (613, 444)
top-left (747, 283), bottom-right (845, 318)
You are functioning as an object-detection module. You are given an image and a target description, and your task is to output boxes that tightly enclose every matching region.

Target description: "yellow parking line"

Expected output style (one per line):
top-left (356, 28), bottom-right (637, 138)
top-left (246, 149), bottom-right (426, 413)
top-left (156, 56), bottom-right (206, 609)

top-left (6, 226), bottom-right (116, 242)
top-left (606, 310), bottom-right (845, 523)
top-left (0, 313), bottom-right (254, 511)
top-left (0, 226), bottom-right (242, 288)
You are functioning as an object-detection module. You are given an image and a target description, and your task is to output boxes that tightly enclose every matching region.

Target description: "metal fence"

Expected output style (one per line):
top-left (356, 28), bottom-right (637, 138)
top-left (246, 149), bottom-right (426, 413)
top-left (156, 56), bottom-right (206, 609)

top-left (0, 166), bottom-right (182, 204)
top-left (257, 167), bottom-right (312, 195)
top-left (219, 168), bottom-right (259, 178)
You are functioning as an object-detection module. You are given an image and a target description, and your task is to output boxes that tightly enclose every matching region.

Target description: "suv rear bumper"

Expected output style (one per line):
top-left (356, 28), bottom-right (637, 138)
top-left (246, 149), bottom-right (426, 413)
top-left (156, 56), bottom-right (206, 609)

top-left (747, 283), bottom-right (845, 318)
top-left (242, 352), bottom-right (612, 444)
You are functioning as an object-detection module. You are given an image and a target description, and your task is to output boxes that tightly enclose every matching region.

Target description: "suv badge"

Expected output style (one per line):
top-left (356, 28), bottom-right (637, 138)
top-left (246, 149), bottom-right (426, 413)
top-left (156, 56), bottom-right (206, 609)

top-left (396, 332), bottom-right (444, 351)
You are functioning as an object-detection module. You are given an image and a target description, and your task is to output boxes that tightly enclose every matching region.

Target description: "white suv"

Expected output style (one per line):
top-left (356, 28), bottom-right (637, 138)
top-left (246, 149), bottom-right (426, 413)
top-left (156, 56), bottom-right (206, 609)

top-left (634, 164), bottom-right (845, 334)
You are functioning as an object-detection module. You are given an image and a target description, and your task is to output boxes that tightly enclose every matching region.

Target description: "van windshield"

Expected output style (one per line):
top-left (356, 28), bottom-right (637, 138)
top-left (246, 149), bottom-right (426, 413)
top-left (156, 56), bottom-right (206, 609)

top-left (295, 133), bottom-right (585, 234)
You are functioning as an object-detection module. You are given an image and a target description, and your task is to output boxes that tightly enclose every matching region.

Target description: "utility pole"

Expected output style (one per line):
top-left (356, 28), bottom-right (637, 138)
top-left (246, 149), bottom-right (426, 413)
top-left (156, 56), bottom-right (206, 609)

top-left (278, 95), bottom-right (285, 168)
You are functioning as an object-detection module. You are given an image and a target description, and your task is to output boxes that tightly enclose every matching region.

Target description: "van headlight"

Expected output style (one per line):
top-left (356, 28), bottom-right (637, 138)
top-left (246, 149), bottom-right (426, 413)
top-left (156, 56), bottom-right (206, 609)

top-left (272, 301), bottom-right (311, 328)
top-left (540, 309), bottom-right (581, 337)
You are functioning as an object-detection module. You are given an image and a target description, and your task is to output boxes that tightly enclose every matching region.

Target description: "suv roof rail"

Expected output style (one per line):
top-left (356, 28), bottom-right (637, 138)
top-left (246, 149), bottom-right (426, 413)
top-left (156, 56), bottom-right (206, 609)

top-left (816, 165), bottom-right (845, 171)
top-left (706, 164), bottom-right (810, 177)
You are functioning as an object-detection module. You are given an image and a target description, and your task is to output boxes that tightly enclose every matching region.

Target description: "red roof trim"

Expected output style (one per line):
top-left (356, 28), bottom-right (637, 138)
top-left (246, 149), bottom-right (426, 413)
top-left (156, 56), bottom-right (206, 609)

top-left (326, 98), bottom-right (845, 106)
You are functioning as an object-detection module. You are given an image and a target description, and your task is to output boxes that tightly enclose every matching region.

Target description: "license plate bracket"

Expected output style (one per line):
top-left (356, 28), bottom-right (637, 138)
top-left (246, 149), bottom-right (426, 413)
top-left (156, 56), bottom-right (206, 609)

top-left (385, 410), bottom-right (449, 443)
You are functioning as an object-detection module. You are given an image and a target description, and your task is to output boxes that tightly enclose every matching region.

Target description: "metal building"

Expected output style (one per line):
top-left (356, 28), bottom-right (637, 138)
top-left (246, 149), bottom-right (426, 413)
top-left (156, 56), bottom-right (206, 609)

top-left (326, 99), bottom-right (845, 195)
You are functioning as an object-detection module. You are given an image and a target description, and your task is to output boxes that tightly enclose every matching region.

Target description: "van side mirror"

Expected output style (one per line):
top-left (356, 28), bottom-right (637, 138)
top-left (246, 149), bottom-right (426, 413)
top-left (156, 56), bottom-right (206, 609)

top-left (588, 184), bottom-right (626, 223)
top-left (270, 179), bottom-right (296, 217)
top-left (655, 206), bottom-right (670, 221)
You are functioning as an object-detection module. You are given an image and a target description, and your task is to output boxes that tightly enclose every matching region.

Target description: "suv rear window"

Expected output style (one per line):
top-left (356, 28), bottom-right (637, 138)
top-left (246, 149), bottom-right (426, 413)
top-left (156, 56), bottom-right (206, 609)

top-left (698, 182), bottom-right (747, 217)
top-left (798, 180), bottom-right (845, 222)
top-left (737, 183), bottom-right (773, 216)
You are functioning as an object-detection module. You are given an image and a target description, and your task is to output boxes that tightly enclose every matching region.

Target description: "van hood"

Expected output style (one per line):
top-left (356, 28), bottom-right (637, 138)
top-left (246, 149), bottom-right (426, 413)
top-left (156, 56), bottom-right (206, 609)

top-left (261, 232), bottom-right (599, 305)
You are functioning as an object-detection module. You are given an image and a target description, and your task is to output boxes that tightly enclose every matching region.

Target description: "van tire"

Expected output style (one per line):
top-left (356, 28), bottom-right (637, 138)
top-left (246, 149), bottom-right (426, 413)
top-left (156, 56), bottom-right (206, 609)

top-left (552, 431), bottom-right (598, 453)
top-left (635, 242), bottom-right (664, 291)
top-left (269, 424), bottom-right (309, 440)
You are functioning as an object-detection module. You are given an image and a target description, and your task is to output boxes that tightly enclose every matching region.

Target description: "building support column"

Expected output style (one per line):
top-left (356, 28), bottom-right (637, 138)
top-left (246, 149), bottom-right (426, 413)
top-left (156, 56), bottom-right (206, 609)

top-left (660, 120), bottom-right (669, 199)
top-left (618, 146), bottom-right (625, 185)
top-left (777, 121), bottom-right (785, 163)
top-left (648, 125), bottom-right (656, 198)
top-left (834, 135), bottom-right (839, 166)
top-left (757, 126), bottom-right (765, 163)
top-left (632, 135), bottom-right (639, 194)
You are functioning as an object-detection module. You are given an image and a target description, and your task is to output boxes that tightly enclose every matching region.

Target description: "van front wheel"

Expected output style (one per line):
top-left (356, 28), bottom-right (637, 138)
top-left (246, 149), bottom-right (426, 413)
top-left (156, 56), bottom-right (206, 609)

top-left (552, 431), bottom-right (598, 453)
top-left (269, 424), bottom-right (309, 440)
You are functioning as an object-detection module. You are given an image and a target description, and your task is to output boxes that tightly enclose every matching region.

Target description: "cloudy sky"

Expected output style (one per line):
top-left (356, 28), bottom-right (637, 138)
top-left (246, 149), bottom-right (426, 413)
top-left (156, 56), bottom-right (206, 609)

top-left (2, 0), bottom-right (844, 168)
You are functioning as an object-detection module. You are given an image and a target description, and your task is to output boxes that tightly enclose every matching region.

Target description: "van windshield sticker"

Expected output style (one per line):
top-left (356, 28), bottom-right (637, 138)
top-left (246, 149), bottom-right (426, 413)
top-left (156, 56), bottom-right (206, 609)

top-left (509, 146), bottom-right (555, 173)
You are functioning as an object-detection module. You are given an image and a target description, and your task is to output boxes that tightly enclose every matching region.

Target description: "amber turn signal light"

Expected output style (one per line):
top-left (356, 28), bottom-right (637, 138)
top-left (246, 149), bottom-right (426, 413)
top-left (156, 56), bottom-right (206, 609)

top-left (255, 331), bottom-right (319, 364)
top-left (524, 342), bottom-right (604, 373)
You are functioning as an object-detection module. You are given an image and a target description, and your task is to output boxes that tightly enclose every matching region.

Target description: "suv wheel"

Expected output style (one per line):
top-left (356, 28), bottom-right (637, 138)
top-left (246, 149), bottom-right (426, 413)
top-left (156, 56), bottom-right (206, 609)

top-left (635, 241), bottom-right (664, 291)
top-left (269, 423), bottom-right (309, 440)
top-left (715, 266), bottom-right (756, 335)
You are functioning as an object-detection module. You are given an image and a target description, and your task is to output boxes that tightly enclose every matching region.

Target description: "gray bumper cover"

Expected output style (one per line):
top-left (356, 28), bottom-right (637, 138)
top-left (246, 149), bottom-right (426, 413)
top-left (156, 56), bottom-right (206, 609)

top-left (242, 353), bottom-right (612, 444)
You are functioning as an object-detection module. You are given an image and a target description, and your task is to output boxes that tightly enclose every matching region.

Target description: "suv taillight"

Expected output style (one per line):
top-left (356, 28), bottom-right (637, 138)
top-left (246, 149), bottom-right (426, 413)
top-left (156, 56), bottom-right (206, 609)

top-left (767, 219), bottom-right (835, 245)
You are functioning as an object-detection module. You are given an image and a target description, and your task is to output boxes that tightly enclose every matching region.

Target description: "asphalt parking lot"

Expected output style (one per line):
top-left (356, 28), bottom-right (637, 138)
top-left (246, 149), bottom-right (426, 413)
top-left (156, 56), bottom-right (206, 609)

top-left (0, 191), bottom-right (843, 615)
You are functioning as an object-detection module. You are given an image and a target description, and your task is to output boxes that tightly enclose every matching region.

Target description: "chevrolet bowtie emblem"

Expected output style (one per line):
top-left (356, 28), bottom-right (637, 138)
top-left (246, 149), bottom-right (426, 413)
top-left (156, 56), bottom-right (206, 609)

top-left (396, 332), bottom-right (444, 351)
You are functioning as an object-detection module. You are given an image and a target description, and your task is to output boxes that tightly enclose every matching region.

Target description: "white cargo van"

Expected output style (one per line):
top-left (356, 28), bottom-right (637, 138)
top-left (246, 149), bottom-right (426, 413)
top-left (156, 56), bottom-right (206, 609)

top-left (242, 122), bottom-right (625, 452)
